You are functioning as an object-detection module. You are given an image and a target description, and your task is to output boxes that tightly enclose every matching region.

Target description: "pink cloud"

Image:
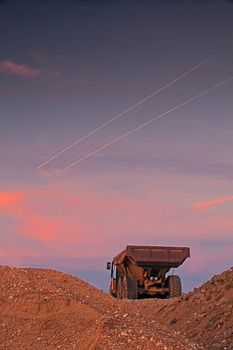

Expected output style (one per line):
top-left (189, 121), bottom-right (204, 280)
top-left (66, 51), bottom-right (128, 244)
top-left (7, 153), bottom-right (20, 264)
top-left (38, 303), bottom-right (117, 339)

top-left (0, 189), bottom-right (60, 243)
top-left (0, 59), bottom-right (41, 77)
top-left (193, 195), bottom-right (233, 209)
top-left (0, 186), bottom-right (167, 252)
top-left (0, 191), bottom-right (25, 216)
top-left (19, 212), bottom-right (61, 243)
top-left (0, 184), bottom-right (233, 273)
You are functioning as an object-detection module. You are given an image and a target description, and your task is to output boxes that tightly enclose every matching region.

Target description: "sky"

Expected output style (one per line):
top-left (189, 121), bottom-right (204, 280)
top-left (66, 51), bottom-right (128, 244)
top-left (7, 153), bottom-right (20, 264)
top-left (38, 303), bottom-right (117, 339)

top-left (0, 0), bottom-right (233, 292)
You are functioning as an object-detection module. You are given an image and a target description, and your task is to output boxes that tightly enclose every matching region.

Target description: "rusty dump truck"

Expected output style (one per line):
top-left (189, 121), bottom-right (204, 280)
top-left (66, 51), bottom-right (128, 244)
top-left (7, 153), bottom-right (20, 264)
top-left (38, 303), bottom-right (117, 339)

top-left (107, 245), bottom-right (190, 299)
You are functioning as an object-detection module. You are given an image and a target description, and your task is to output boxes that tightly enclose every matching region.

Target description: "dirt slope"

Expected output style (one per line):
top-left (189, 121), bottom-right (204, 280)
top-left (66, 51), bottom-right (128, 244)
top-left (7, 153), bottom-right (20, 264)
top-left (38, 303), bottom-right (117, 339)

top-left (0, 265), bottom-right (201, 350)
top-left (135, 267), bottom-right (233, 350)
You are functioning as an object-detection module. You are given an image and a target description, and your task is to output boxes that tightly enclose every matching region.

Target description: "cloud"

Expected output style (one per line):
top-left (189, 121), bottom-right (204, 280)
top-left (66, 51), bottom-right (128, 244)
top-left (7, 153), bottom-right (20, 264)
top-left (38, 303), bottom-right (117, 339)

top-left (0, 60), bottom-right (41, 77)
top-left (0, 191), bottom-right (61, 242)
top-left (0, 191), bottom-right (25, 216)
top-left (0, 185), bottom-right (170, 250)
top-left (0, 183), bottom-right (233, 279)
top-left (19, 212), bottom-right (61, 243)
top-left (194, 195), bottom-right (233, 209)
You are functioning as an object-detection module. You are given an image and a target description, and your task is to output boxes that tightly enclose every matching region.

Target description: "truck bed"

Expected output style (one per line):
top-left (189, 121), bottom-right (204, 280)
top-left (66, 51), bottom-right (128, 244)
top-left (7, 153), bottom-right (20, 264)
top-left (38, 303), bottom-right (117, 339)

top-left (113, 245), bottom-right (190, 268)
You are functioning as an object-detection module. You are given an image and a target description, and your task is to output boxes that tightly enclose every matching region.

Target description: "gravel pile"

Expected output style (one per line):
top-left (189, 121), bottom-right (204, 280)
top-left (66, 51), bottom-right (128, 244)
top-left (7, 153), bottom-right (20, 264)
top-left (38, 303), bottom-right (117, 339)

top-left (0, 265), bottom-right (203, 350)
top-left (134, 267), bottom-right (233, 350)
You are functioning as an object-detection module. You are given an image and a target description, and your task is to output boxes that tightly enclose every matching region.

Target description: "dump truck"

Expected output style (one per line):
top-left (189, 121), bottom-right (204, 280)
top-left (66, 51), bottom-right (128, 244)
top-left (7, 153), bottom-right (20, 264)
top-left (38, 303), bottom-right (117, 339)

top-left (107, 245), bottom-right (190, 299)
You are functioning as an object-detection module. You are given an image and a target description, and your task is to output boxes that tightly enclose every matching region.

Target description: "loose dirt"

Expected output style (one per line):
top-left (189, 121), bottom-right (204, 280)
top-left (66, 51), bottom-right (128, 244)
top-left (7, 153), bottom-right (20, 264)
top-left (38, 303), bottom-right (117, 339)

top-left (135, 267), bottom-right (233, 350)
top-left (0, 265), bottom-right (232, 350)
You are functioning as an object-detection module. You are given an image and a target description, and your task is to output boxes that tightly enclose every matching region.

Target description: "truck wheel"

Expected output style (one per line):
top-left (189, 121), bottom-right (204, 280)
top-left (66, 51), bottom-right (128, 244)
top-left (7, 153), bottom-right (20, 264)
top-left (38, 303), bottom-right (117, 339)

top-left (109, 283), bottom-right (113, 296)
top-left (167, 275), bottom-right (182, 298)
top-left (122, 276), bottom-right (138, 299)
top-left (116, 277), bottom-right (123, 299)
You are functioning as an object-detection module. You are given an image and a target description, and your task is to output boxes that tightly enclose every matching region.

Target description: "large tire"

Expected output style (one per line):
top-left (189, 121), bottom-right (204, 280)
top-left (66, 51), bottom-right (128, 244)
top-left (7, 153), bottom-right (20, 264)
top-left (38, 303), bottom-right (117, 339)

top-left (122, 275), bottom-right (138, 299)
top-left (116, 277), bottom-right (123, 299)
top-left (167, 275), bottom-right (182, 298)
top-left (109, 282), bottom-right (113, 296)
top-left (109, 279), bottom-right (117, 297)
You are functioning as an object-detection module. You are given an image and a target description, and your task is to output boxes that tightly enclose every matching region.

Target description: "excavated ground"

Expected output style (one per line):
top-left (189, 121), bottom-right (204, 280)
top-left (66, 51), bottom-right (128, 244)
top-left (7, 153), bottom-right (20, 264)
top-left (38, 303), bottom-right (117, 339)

top-left (0, 265), bottom-right (232, 350)
top-left (135, 267), bottom-right (233, 350)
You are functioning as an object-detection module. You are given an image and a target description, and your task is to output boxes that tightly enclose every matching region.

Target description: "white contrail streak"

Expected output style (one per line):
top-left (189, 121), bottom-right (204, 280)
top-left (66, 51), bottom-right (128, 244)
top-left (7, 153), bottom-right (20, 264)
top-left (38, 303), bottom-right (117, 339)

top-left (63, 75), bottom-right (233, 171)
top-left (36, 59), bottom-right (209, 170)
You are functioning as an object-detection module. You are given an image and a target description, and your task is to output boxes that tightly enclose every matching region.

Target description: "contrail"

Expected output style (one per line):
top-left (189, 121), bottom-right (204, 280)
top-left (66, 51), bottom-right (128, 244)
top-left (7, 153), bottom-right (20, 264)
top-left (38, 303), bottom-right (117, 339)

top-left (36, 59), bottom-right (209, 170)
top-left (194, 195), bottom-right (233, 209)
top-left (63, 75), bottom-right (233, 171)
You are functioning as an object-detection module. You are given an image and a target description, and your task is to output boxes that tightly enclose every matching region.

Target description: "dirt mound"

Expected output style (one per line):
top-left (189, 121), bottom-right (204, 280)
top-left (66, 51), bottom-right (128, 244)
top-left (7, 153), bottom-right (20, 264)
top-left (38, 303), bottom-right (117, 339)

top-left (135, 267), bottom-right (233, 350)
top-left (0, 265), bottom-right (201, 350)
top-left (0, 266), bottom-right (105, 350)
